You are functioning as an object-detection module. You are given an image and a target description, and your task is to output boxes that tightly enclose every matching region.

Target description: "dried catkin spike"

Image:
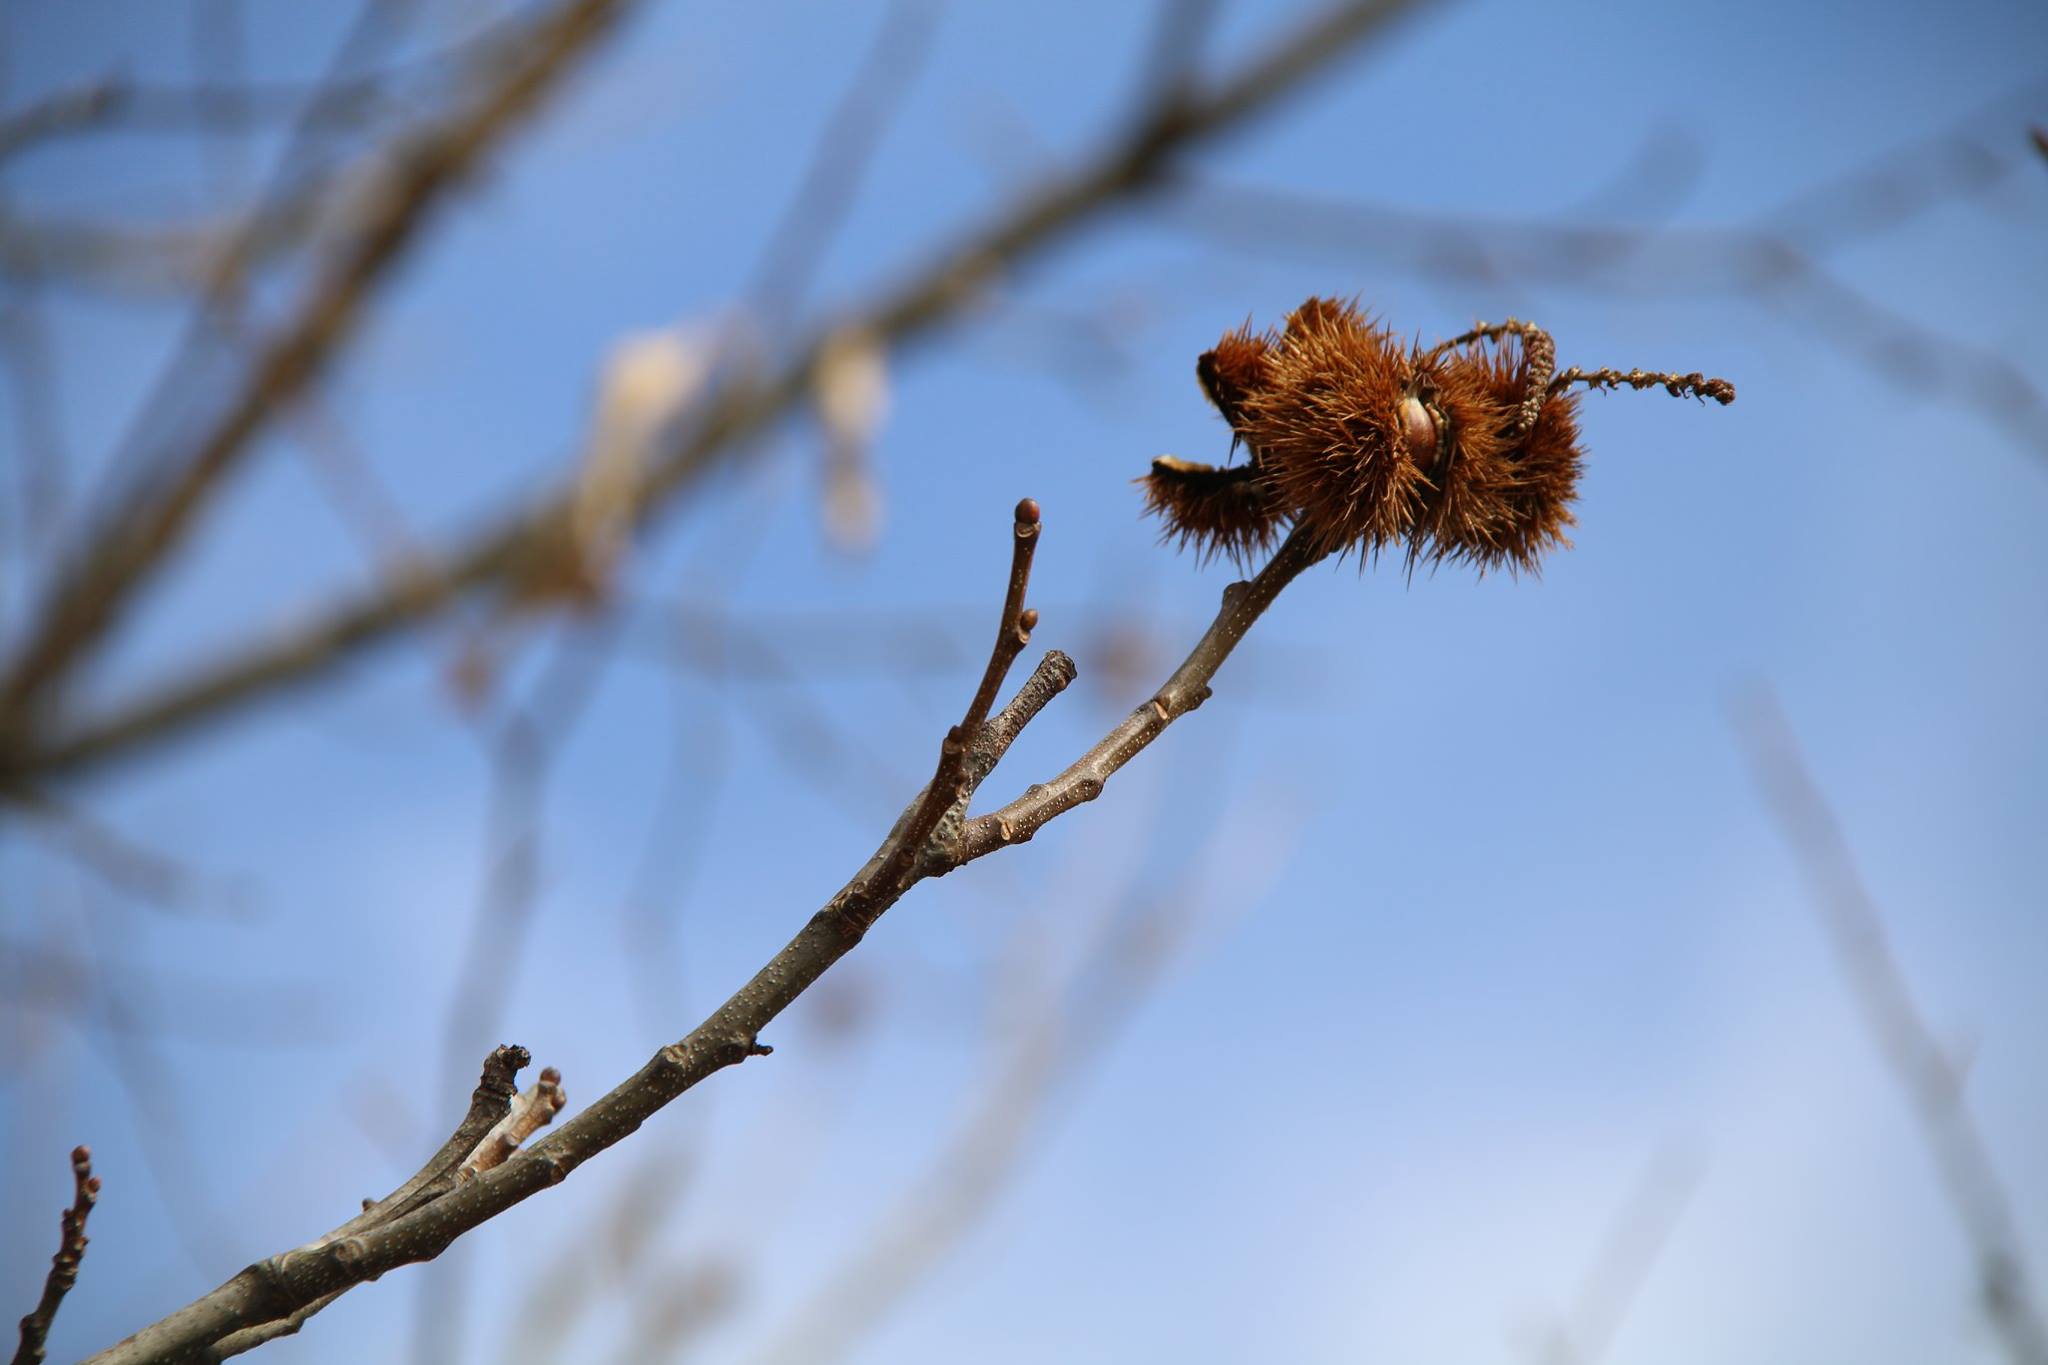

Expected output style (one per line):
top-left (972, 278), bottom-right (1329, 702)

top-left (1552, 366), bottom-right (1736, 404)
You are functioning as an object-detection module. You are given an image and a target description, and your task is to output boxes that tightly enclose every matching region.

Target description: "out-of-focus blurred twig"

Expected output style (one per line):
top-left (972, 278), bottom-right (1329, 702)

top-left (0, 6), bottom-right (547, 170)
top-left (1134, 0), bottom-right (1223, 112)
top-left (0, 0), bottom-right (1434, 789)
top-left (0, 74), bottom-right (387, 168)
top-left (740, 789), bottom-right (1292, 1365)
top-left (0, 0), bottom-right (641, 745)
top-left (1530, 1148), bottom-right (1703, 1365)
top-left (1167, 89), bottom-right (2048, 462)
top-left (743, 0), bottom-right (947, 335)
top-left (1734, 686), bottom-right (2048, 1365)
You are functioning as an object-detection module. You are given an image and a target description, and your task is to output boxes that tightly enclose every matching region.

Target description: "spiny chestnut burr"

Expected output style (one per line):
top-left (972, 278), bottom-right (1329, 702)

top-left (1140, 296), bottom-right (1734, 574)
top-left (1138, 457), bottom-right (1281, 567)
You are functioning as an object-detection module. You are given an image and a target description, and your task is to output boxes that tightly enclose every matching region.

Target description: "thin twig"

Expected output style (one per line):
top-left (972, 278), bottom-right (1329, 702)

top-left (855, 496), bottom-right (1041, 912)
top-left (742, 0), bottom-right (947, 335)
top-left (1734, 687), bottom-right (2048, 1365)
top-left (11, 1145), bottom-right (100, 1365)
top-left (3, 0), bottom-right (1433, 787)
top-left (957, 525), bottom-right (1324, 859)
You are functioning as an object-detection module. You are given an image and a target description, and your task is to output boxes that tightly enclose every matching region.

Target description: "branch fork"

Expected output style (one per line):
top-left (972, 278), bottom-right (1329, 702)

top-left (839, 497), bottom-right (1046, 927)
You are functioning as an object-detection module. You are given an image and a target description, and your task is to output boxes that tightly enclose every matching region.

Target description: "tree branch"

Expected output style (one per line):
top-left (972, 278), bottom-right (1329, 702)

top-left (81, 504), bottom-right (1320, 1363)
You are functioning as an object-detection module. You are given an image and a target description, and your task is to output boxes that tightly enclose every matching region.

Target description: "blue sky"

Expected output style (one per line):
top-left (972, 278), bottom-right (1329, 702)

top-left (2, 1), bottom-right (2046, 1362)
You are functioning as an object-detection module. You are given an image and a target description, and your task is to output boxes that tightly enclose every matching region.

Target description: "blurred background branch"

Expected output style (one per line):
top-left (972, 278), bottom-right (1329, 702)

top-left (1736, 687), bottom-right (2048, 1365)
top-left (0, 0), bottom-right (1435, 787)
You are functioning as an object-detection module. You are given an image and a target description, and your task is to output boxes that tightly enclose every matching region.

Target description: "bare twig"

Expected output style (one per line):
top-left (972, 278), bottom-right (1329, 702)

top-left (82, 501), bottom-right (1320, 1363)
top-left (11, 1145), bottom-right (100, 1365)
top-left (3, 0), bottom-right (1432, 787)
top-left (854, 496), bottom-right (1042, 911)
top-left (1734, 687), bottom-right (2048, 1365)
top-left (957, 525), bottom-right (1324, 859)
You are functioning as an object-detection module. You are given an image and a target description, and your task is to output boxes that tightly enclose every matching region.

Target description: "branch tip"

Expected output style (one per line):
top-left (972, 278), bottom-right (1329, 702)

top-left (456, 1064), bottom-right (568, 1184)
top-left (14, 1143), bottom-right (99, 1365)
